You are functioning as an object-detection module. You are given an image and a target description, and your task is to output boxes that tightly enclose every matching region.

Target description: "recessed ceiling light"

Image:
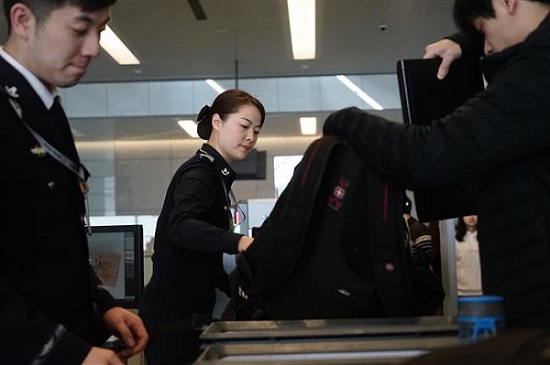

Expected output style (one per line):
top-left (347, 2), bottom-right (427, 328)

top-left (336, 75), bottom-right (384, 110)
top-left (287, 0), bottom-right (316, 60)
top-left (300, 117), bottom-right (317, 135)
top-left (100, 26), bottom-right (140, 65)
top-left (206, 79), bottom-right (226, 93)
top-left (177, 119), bottom-right (200, 138)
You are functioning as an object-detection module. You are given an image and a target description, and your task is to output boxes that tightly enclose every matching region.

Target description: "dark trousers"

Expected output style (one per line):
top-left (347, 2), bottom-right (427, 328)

top-left (139, 303), bottom-right (202, 365)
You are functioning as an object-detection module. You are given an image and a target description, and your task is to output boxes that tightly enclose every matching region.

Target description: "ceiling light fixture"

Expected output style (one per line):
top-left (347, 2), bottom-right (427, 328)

top-left (100, 26), bottom-right (140, 65)
top-left (299, 117), bottom-right (317, 135)
top-left (336, 75), bottom-right (384, 110)
top-left (287, 0), bottom-right (316, 60)
top-left (177, 119), bottom-right (200, 138)
top-left (205, 79), bottom-right (226, 94)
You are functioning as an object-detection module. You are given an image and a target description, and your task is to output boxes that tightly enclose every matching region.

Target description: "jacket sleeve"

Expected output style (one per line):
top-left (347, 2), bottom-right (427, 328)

top-left (167, 164), bottom-right (241, 254)
top-left (89, 265), bottom-right (117, 317)
top-left (0, 277), bottom-right (91, 365)
top-left (409, 221), bottom-right (434, 267)
top-left (445, 31), bottom-right (484, 59)
top-left (322, 50), bottom-right (550, 189)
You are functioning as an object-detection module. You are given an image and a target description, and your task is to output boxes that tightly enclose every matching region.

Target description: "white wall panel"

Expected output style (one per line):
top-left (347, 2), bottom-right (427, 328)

top-left (319, 76), bottom-right (362, 111)
top-left (66, 74), bottom-right (400, 118)
top-left (107, 82), bottom-right (150, 116)
top-left (238, 78), bottom-right (279, 112)
top-left (115, 159), bottom-right (172, 215)
top-left (276, 77), bottom-right (321, 112)
top-left (191, 82), bottom-right (222, 112)
top-left (361, 74), bottom-right (401, 109)
top-left (149, 81), bottom-right (194, 115)
top-left (64, 84), bottom-right (107, 117)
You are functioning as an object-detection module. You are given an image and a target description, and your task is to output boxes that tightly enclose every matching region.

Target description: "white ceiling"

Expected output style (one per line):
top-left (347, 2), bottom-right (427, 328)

top-left (0, 0), bottom-right (458, 141)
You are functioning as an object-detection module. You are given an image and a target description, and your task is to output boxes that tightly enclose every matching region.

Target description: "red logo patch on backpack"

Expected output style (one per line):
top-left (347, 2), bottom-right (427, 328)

top-left (328, 178), bottom-right (349, 211)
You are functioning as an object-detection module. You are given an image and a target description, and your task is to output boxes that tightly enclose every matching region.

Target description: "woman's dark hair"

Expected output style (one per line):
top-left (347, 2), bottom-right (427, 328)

top-left (3, 0), bottom-right (117, 32)
top-left (455, 216), bottom-right (469, 241)
top-left (196, 89), bottom-right (266, 140)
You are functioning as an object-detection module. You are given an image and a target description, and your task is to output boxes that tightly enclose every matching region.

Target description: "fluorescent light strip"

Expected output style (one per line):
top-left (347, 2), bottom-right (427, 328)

top-left (177, 119), bottom-right (200, 138)
top-left (300, 117), bottom-right (317, 135)
top-left (287, 0), bottom-right (316, 60)
top-left (206, 79), bottom-right (226, 94)
top-left (100, 26), bottom-right (140, 65)
top-left (336, 75), bottom-right (384, 110)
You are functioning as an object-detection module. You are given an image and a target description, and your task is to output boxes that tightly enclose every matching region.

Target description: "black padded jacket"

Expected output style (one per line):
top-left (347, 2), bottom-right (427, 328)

top-left (323, 14), bottom-right (550, 327)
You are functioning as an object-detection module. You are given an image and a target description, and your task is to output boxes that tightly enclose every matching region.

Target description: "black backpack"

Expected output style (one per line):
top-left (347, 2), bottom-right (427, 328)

top-left (223, 135), bottom-right (442, 320)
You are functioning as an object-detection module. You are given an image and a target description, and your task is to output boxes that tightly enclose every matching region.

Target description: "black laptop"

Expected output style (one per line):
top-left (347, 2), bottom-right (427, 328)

top-left (397, 57), bottom-right (485, 222)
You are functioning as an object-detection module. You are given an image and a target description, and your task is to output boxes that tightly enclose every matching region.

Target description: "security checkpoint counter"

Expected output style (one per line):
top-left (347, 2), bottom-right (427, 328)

top-left (194, 316), bottom-right (459, 364)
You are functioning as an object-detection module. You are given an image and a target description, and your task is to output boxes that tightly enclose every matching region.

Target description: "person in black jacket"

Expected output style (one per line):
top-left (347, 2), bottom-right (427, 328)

top-left (323, 0), bottom-right (550, 328)
top-left (139, 89), bottom-right (266, 365)
top-left (0, 1), bottom-right (148, 364)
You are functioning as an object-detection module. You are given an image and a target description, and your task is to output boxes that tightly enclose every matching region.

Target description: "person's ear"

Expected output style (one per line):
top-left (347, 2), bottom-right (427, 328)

top-left (212, 113), bottom-right (222, 132)
top-left (9, 3), bottom-right (35, 39)
top-left (503, 0), bottom-right (518, 14)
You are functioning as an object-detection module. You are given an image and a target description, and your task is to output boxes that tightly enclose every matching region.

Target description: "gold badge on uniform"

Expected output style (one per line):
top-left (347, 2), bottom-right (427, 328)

top-left (30, 145), bottom-right (47, 157)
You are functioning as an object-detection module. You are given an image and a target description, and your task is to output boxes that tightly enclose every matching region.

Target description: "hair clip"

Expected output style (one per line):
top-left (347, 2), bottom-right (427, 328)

top-left (197, 105), bottom-right (210, 122)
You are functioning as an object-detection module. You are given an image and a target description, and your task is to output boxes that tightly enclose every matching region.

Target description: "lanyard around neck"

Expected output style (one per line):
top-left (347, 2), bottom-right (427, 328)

top-left (199, 148), bottom-right (239, 230)
top-left (4, 93), bottom-right (88, 181)
top-left (2, 86), bottom-right (92, 235)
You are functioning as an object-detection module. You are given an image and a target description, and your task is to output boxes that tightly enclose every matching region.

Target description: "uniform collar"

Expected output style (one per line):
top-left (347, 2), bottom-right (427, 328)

top-left (0, 46), bottom-right (57, 109)
top-left (199, 144), bottom-right (236, 185)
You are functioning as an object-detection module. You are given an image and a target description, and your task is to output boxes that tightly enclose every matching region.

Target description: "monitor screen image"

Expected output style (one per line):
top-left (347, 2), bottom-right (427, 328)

top-left (88, 225), bottom-right (144, 309)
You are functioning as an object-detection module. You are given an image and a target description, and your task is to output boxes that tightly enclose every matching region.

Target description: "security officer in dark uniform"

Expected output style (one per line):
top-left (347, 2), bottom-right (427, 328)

top-left (0, 1), bottom-right (147, 364)
top-left (140, 89), bottom-right (265, 365)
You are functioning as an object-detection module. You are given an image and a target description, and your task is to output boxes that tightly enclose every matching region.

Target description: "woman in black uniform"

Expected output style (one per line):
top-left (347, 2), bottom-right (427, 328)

top-left (139, 89), bottom-right (265, 365)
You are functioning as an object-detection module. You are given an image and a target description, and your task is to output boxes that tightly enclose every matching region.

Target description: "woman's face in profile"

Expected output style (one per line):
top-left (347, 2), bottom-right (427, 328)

top-left (212, 104), bottom-right (262, 163)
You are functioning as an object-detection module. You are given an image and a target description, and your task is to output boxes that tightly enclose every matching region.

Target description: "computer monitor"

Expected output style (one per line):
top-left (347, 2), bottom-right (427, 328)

top-left (233, 149), bottom-right (267, 180)
top-left (88, 225), bottom-right (144, 309)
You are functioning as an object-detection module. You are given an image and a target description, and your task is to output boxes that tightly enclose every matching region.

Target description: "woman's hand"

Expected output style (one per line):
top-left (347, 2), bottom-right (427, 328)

top-left (238, 236), bottom-right (254, 252)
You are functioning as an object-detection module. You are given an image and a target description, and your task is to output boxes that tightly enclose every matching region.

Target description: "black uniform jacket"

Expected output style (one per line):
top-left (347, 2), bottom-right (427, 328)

top-left (0, 55), bottom-right (115, 365)
top-left (323, 14), bottom-right (550, 327)
top-left (143, 144), bottom-right (242, 315)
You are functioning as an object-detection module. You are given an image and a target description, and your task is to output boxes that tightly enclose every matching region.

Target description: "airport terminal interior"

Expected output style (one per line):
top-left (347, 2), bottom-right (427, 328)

top-left (1, 1), bottom-right (491, 364)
